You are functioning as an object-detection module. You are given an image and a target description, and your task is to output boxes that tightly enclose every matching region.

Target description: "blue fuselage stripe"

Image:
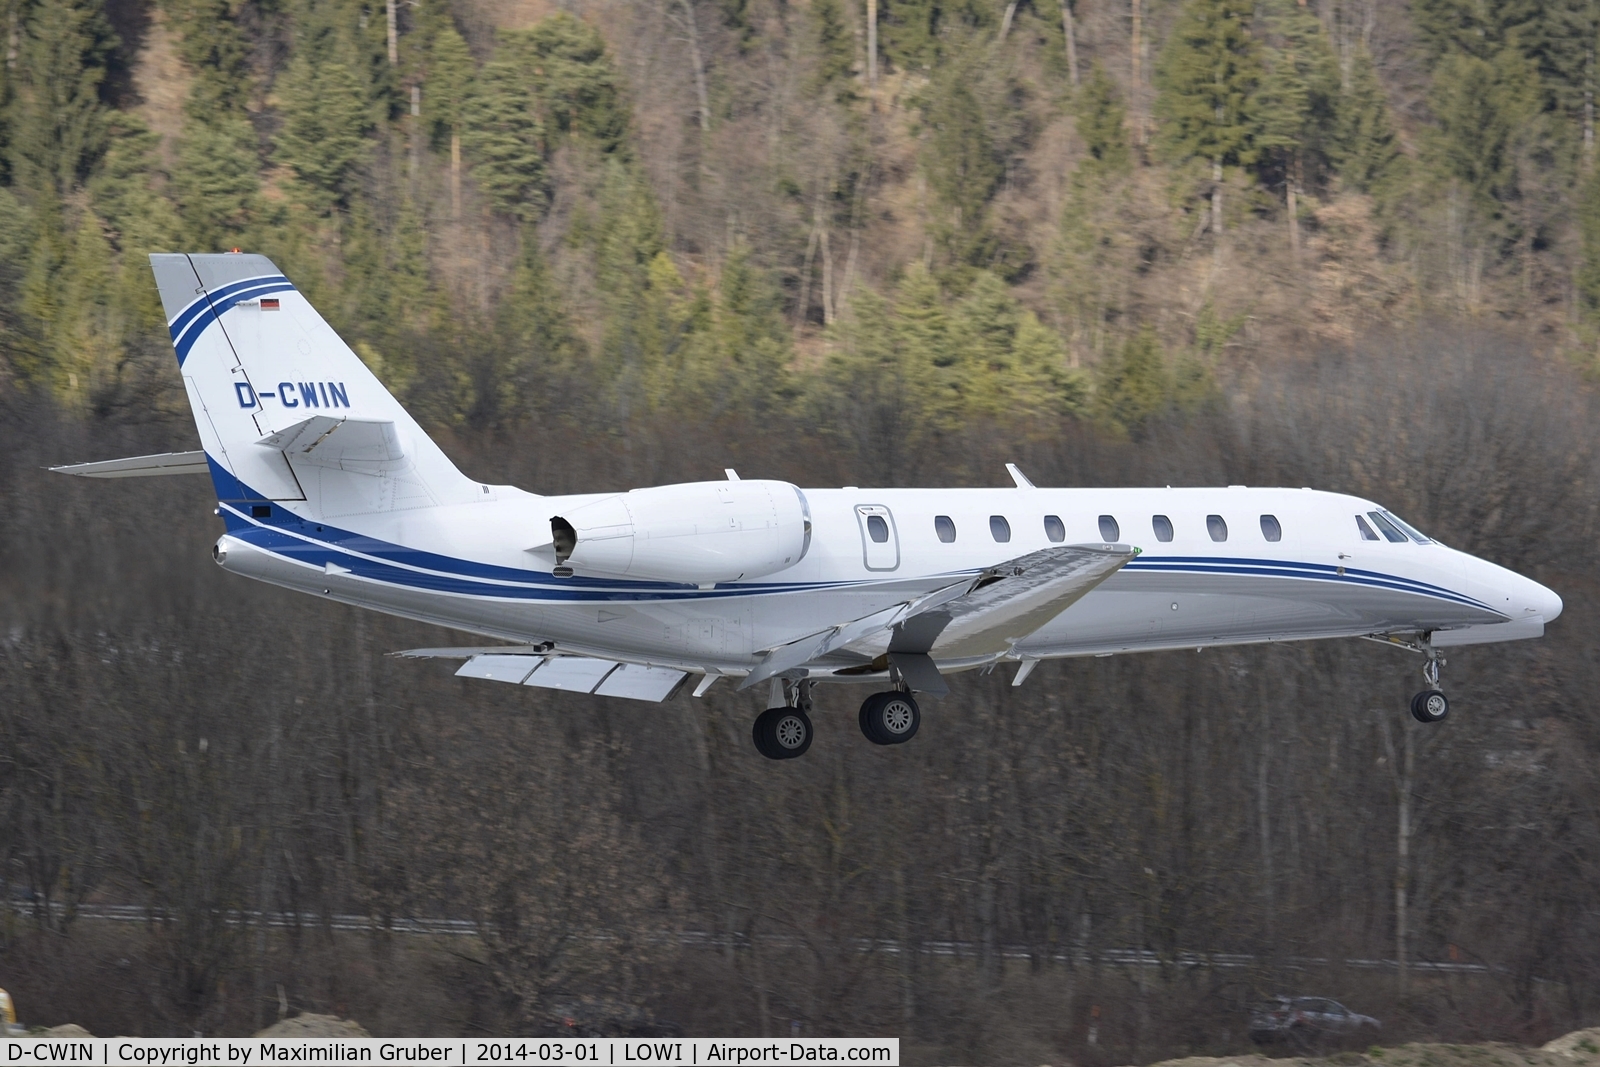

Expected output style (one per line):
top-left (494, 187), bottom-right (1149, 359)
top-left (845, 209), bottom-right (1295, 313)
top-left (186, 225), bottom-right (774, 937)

top-left (168, 276), bottom-right (296, 366)
top-left (221, 503), bottom-right (1497, 613)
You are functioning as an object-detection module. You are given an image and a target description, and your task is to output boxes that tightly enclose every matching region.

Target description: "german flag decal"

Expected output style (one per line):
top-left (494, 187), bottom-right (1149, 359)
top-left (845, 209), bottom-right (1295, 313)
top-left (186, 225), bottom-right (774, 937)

top-left (261, 298), bottom-right (280, 310)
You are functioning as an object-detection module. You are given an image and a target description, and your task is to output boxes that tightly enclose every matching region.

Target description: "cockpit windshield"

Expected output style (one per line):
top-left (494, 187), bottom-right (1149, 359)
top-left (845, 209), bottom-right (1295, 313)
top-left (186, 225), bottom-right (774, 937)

top-left (1379, 509), bottom-right (1432, 544)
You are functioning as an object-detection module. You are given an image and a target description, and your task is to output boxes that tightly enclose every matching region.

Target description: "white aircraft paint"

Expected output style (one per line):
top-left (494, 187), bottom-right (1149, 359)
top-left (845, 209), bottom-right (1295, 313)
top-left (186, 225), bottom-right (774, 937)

top-left (53, 254), bottom-right (1565, 758)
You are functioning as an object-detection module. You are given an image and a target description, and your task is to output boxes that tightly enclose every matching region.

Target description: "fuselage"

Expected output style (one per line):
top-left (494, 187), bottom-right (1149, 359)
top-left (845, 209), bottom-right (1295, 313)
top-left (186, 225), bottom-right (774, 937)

top-left (214, 483), bottom-right (1563, 682)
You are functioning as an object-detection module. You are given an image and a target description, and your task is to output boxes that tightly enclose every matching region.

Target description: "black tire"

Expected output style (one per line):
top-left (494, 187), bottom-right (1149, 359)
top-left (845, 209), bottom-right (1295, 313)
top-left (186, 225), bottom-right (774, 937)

top-left (859, 691), bottom-right (920, 745)
top-left (1410, 688), bottom-right (1449, 723)
top-left (753, 707), bottom-right (813, 759)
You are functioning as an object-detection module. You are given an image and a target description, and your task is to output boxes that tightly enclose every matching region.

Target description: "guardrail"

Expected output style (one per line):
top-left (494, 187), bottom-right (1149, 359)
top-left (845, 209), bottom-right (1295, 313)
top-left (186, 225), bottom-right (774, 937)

top-left (19, 902), bottom-right (1494, 976)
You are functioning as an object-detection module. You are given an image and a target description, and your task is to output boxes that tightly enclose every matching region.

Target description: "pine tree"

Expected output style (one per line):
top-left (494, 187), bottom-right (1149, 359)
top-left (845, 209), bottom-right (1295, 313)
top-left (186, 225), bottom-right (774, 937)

top-left (1076, 63), bottom-right (1130, 173)
top-left (274, 55), bottom-right (372, 211)
top-left (923, 52), bottom-right (1002, 263)
top-left (1333, 48), bottom-right (1406, 201)
top-left (508, 15), bottom-right (627, 152)
top-left (461, 46), bottom-right (547, 220)
top-left (174, 116), bottom-right (261, 248)
top-left (1154, 0), bottom-right (1265, 239)
top-left (427, 25), bottom-right (474, 217)
top-left (160, 0), bottom-right (252, 115)
top-left (1578, 163), bottom-right (1600, 319)
top-left (811, 0), bottom-right (857, 100)
top-left (1155, 0), bottom-right (1264, 171)
top-left (1096, 326), bottom-right (1169, 436)
top-left (1253, 0), bottom-right (1339, 186)
top-left (7, 0), bottom-right (116, 202)
top-left (1427, 47), bottom-right (1543, 238)
top-left (1410, 0), bottom-right (1538, 67)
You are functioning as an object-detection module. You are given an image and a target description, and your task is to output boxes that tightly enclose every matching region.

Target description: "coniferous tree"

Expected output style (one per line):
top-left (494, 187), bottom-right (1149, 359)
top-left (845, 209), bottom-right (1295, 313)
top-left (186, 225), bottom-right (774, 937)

top-left (1427, 47), bottom-right (1544, 242)
top-left (274, 55), bottom-right (372, 211)
top-left (427, 25), bottom-right (473, 217)
top-left (174, 115), bottom-right (261, 248)
top-left (811, 0), bottom-right (857, 99)
top-left (510, 15), bottom-right (627, 153)
top-left (1254, 0), bottom-right (1339, 186)
top-left (1154, 0), bottom-right (1265, 236)
top-left (1577, 163), bottom-right (1600, 319)
top-left (1076, 63), bottom-right (1130, 173)
top-left (7, 0), bottom-right (116, 203)
top-left (461, 43), bottom-right (546, 221)
top-left (922, 51), bottom-right (1002, 263)
top-left (1333, 48), bottom-right (1406, 202)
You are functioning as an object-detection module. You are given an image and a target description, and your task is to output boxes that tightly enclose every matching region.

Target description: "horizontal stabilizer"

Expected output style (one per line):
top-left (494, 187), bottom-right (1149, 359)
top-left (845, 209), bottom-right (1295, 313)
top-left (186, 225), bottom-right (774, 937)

top-left (389, 645), bottom-right (553, 659)
top-left (259, 415), bottom-right (405, 472)
top-left (50, 451), bottom-right (211, 478)
top-left (448, 653), bottom-right (688, 703)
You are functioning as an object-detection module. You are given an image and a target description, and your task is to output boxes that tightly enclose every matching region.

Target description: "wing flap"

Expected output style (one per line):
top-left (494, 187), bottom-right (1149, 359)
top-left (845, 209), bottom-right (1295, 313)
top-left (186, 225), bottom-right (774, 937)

top-left (743, 543), bottom-right (1136, 691)
top-left (50, 451), bottom-right (211, 478)
top-left (446, 652), bottom-right (687, 703)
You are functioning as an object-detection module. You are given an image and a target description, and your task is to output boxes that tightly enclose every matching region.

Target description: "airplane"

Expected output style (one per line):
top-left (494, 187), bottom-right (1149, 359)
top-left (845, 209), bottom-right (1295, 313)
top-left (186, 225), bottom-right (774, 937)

top-left (51, 253), bottom-right (1564, 760)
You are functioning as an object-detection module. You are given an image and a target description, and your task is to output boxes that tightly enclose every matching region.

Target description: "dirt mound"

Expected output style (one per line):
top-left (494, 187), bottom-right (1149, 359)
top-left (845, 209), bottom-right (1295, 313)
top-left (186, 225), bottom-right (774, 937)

top-left (1544, 1031), bottom-right (1600, 1064)
top-left (252, 1014), bottom-right (371, 1038)
top-left (1140, 1036), bottom-right (1600, 1067)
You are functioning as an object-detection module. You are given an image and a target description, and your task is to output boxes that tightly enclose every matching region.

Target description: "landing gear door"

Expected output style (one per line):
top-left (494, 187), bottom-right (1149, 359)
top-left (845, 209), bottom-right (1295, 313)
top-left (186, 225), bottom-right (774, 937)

top-left (855, 504), bottom-right (900, 571)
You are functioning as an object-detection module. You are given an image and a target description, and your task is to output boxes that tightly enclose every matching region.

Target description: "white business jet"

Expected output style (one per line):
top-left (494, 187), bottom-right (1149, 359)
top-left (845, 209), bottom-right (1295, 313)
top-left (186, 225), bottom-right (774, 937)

top-left (53, 254), bottom-right (1563, 760)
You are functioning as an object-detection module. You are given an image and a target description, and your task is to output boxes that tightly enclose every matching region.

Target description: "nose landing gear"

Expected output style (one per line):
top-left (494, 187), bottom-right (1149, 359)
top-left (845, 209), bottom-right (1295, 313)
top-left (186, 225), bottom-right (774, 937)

top-left (1410, 652), bottom-right (1449, 723)
top-left (1364, 634), bottom-right (1452, 725)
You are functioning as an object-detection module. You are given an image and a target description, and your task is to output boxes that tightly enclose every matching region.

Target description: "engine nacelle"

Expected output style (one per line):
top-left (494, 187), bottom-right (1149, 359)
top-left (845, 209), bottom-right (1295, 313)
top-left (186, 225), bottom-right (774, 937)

top-left (552, 480), bottom-right (811, 584)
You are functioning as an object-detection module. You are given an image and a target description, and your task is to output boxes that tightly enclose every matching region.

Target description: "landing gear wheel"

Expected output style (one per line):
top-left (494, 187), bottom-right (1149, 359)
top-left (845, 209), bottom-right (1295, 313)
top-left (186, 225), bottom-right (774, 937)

top-left (753, 707), bottom-right (813, 759)
top-left (859, 691), bottom-right (921, 746)
top-left (1410, 689), bottom-right (1449, 724)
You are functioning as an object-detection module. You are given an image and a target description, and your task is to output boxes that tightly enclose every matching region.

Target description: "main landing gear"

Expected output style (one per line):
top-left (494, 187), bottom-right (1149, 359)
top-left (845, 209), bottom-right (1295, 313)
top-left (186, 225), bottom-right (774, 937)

top-left (749, 680), bottom-right (924, 759)
top-left (859, 690), bottom-right (921, 746)
top-left (752, 679), bottom-right (814, 760)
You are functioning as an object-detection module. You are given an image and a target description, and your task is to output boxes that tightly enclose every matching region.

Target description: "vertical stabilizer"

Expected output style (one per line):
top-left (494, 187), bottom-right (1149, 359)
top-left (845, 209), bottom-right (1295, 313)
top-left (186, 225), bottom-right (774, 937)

top-left (151, 253), bottom-right (480, 517)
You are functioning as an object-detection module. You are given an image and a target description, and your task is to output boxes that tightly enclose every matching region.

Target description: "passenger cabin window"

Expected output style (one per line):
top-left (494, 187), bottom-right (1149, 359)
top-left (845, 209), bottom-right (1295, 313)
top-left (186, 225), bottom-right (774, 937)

top-left (1044, 515), bottom-right (1066, 542)
top-left (990, 516), bottom-right (1012, 542)
top-left (1356, 515), bottom-right (1380, 540)
top-left (1207, 514), bottom-right (1228, 542)
top-left (866, 515), bottom-right (890, 543)
top-left (1367, 511), bottom-right (1408, 543)
top-left (1152, 515), bottom-right (1174, 542)
top-left (934, 515), bottom-right (957, 543)
top-left (1260, 514), bottom-right (1282, 542)
top-left (1098, 515), bottom-right (1120, 541)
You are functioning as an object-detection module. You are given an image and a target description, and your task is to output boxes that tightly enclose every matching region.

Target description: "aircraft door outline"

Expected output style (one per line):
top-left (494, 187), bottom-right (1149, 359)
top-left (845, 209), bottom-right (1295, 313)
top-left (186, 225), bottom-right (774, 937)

top-left (855, 504), bottom-right (900, 571)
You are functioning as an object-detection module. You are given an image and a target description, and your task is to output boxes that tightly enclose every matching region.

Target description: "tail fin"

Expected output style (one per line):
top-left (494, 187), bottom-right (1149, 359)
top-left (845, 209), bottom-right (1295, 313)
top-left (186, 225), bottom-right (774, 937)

top-left (151, 253), bottom-right (482, 517)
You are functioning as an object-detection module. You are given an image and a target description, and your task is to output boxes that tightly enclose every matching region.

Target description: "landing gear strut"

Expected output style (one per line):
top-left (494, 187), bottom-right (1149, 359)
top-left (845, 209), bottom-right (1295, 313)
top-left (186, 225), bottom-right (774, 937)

top-left (1364, 633), bottom-right (1452, 725)
top-left (1410, 651), bottom-right (1449, 724)
top-left (752, 679), bottom-right (814, 760)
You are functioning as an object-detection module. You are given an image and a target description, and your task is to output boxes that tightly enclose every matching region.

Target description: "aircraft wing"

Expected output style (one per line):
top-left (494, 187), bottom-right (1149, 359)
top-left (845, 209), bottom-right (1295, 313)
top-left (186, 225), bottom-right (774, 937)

top-left (741, 542), bottom-right (1137, 693)
top-left (391, 648), bottom-right (689, 703)
top-left (50, 451), bottom-right (210, 478)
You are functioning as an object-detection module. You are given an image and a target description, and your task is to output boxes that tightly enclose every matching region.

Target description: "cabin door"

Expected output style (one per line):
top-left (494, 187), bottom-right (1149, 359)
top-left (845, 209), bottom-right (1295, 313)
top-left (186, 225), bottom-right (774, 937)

top-left (855, 504), bottom-right (900, 571)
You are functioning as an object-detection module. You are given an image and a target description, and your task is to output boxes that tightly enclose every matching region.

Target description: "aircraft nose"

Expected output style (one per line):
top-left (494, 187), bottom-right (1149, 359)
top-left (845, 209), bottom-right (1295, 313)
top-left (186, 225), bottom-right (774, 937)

top-left (1530, 579), bottom-right (1563, 623)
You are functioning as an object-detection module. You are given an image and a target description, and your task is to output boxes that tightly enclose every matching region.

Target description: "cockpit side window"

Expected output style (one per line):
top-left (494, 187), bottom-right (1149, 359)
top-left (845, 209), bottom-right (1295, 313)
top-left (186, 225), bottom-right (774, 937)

top-left (1356, 515), bottom-right (1380, 541)
top-left (1367, 511), bottom-right (1408, 543)
top-left (1380, 509), bottom-right (1432, 544)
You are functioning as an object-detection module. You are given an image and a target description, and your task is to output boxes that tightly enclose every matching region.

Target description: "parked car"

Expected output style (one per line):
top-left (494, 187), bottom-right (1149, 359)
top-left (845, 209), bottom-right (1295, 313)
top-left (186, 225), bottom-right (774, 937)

top-left (1249, 996), bottom-right (1380, 1047)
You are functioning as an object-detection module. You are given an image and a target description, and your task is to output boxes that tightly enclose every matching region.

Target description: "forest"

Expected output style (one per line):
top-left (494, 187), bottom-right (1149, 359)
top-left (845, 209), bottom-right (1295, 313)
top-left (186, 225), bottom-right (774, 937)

top-left (0, 0), bottom-right (1598, 1047)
